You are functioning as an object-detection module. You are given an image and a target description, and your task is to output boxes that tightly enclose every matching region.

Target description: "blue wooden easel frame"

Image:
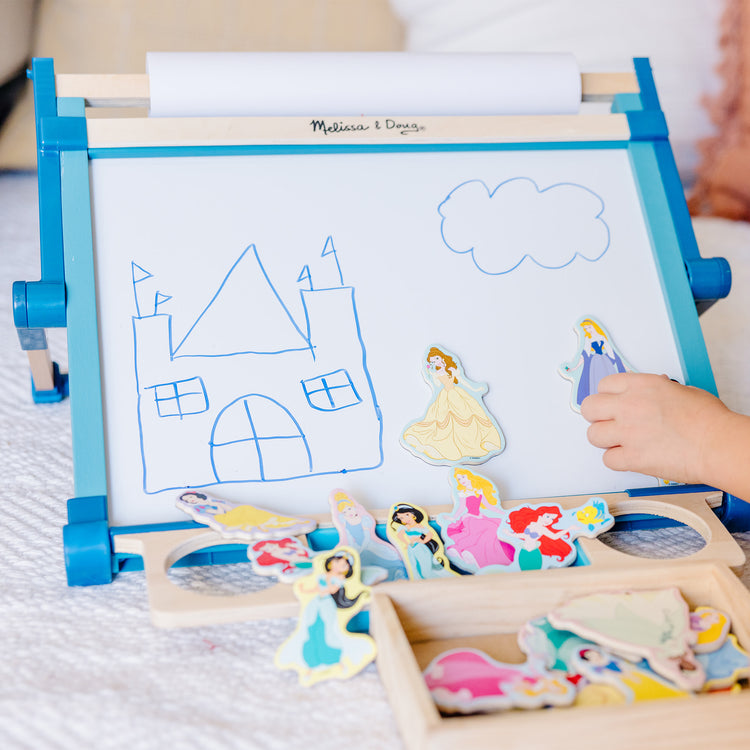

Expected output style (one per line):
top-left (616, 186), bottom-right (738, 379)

top-left (14, 57), bottom-right (749, 586)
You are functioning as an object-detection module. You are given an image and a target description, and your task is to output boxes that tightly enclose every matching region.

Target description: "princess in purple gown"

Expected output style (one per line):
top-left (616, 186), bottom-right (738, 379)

top-left (440, 469), bottom-right (515, 573)
top-left (559, 317), bottom-right (632, 412)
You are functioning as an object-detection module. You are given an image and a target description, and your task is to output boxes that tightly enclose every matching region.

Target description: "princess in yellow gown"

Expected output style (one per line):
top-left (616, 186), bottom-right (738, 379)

top-left (176, 490), bottom-right (317, 540)
top-left (575, 646), bottom-right (689, 703)
top-left (401, 346), bottom-right (505, 466)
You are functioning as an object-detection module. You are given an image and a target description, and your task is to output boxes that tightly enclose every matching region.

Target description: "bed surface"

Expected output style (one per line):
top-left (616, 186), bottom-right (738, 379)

top-left (2, 171), bottom-right (749, 748)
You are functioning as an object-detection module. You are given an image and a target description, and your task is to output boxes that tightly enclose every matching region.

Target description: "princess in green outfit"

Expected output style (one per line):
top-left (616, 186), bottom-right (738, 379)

top-left (506, 505), bottom-right (575, 570)
top-left (387, 503), bottom-right (457, 580)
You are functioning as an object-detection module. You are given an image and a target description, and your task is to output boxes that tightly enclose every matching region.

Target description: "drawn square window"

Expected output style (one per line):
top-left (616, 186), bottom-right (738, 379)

top-left (302, 369), bottom-right (362, 411)
top-left (148, 377), bottom-right (209, 419)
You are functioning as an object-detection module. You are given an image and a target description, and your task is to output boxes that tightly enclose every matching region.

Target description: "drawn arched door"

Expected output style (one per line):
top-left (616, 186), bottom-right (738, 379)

top-left (210, 394), bottom-right (312, 482)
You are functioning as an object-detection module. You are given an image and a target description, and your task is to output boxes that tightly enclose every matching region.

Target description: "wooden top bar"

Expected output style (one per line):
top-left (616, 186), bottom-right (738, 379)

top-left (84, 113), bottom-right (631, 148)
top-left (54, 71), bottom-right (640, 109)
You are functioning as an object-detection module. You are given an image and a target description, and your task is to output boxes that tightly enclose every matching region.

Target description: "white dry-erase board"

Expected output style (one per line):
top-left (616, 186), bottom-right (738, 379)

top-left (81, 145), bottom-right (706, 527)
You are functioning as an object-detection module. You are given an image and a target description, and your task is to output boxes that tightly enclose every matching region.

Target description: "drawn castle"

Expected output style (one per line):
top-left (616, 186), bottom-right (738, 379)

top-left (131, 239), bottom-right (383, 493)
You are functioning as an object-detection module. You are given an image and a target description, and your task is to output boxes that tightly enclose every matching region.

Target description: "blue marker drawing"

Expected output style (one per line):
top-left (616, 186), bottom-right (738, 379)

top-left (321, 235), bottom-right (344, 286)
top-left (173, 244), bottom-right (313, 358)
top-left (146, 376), bottom-right (209, 419)
top-left (302, 369), bottom-right (362, 411)
top-left (438, 177), bottom-right (610, 275)
top-left (130, 238), bottom-right (383, 493)
top-left (131, 262), bottom-right (153, 318)
top-left (297, 265), bottom-right (313, 291)
top-left (209, 393), bottom-right (313, 483)
top-left (153, 292), bottom-right (172, 316)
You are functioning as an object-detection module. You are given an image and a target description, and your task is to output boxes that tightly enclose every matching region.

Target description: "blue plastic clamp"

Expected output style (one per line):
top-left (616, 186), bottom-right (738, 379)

top-left (12, 279), bottom-right (66, 329)
top-left (63, 496), bottom-right (113, 585)
top-left (684, 256), bottom-right (732, 304)
top-left (715, 494), bottom-right (750, 533)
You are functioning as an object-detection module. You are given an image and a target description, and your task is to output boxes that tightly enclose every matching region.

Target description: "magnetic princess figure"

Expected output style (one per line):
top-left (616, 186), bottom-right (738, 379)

top-left (689, 606), bottom-right (731, 653)
top-left (176, 490), bottom-right (317, 540)
top-left (496, 497), bottom-right (613, 572)
top-left (503, 505), bottom-right (576, 571)
top-left (329, 490), bottom-right (407, 581)
top-left (559, 317), bottom-right (633, 413)
top-left (423, 647), bottom-right (575, 713)
top-left (176, 491), bottom-right (224, 515)
top-left (247, 536), bottom-right (314, 582)
top-left (401, 345), bottom-right (505, 466)
top-left (386, 502), bottom-right (457, 580)
top-left (275, 547), bottom-right (376, 686)
top-left (573, 646), bottom-right (689, 703)
top-left (437, 469), bottom-right (515, 574)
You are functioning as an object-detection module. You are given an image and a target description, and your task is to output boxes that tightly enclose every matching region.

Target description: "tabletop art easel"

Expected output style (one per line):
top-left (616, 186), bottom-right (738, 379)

top-left (14, 52), bottom-right (750, 749)
top-left (13, 54), bottom-right (750, 583)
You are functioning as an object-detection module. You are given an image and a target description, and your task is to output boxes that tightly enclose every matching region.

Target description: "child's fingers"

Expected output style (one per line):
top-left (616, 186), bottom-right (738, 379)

top-left (580, 392), bottom-right (621, 423)
top-left (592, 372), bottom-right (633, 394)
top-left (586, 420), bottom-right (621, 449)
top-left (601, 446), bottom-right (631, 472)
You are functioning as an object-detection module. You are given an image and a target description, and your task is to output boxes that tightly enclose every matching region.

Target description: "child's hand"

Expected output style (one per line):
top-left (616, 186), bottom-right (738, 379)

top-left (580, 373), bottom-right (733, 485)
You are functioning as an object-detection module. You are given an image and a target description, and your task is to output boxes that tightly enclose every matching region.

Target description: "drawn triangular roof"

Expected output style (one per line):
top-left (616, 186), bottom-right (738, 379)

top-left (173, 244), bottom-right (310, 357)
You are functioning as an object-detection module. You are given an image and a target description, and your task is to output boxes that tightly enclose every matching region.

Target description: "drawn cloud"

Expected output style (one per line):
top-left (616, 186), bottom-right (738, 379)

top-left (438, 177), bottom-right (610, 275)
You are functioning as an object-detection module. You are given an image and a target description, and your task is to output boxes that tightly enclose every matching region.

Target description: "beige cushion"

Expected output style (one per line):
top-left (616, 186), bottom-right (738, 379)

top-left (0, 0), bottom-right (403, 169)
top-left (0, 0), bottom-right (35, 85)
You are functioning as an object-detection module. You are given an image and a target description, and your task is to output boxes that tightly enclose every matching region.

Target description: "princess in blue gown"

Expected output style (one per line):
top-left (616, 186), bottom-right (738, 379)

top-left (330, 491), bottom-right (408, 581)
top-left (275, 549), bottom-right (376, 685)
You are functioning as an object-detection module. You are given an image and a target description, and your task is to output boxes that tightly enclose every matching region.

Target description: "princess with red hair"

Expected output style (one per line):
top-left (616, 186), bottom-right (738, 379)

top-left (505, 505), bottom-right (575, 570)
top-left (248, 537), bottom-right (313, 580)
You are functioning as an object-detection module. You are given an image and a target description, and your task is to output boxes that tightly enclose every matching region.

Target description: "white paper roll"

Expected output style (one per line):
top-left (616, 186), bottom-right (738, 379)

top-left (147, 52), bottom-right (581, 117)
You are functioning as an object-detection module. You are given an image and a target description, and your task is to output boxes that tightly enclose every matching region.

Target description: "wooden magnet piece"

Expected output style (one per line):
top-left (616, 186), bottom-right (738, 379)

top-left (517, 615), bottom-right (595, 674)
top-left (400, 345), bottom-right (505, 466)
top-left (495, 496), bottom-right (614, 572)
top-left (571, 645), bottom-right (690, 703)
top-left (423, 647), bottom-right (575, 714)
top-left (559, 316), bottom-right (635, 413)
top-left (176, 490), bottom-right (317, 541)
top-left (690, 605), bottom-right (731, 654)
top-left (246, 536), bottom-right (314, 582)
top-left (436, 468), bottom-right (514, 575)
top-left (275, 546), bottom-right (376, 686)
top-left (386, 502), bottom-right (458, 580)
top-left (697, 634), bottom-right (750, 691)
top-left (548, 588), bottom-right (705, 691)
top-left (329, 489), bottom-right (407, 581)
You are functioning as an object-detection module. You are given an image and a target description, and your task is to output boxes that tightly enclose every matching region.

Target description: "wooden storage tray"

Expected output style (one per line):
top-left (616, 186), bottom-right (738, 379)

top-left (114, 489), bottom-right (745, 627)
top-left (114, 490), bottom-right (745, 628)
top-left (369, 560), bottom-right (750, 750)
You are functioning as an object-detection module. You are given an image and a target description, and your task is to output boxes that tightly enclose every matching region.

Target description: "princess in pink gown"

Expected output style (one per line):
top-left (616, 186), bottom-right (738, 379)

top-left (424, 648), bottom-right (574, 713)
top-left (442, 469), bottom-right (515, 572)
